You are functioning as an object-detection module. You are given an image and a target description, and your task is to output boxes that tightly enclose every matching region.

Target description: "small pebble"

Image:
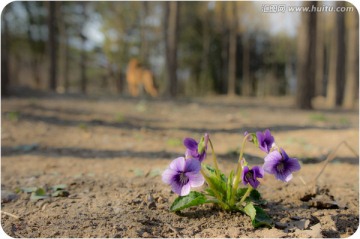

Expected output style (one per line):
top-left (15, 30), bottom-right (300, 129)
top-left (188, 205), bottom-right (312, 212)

top-left (1, 190), bottom-right (19, 203)
top-left (290, 216), bottom-right (301, 221)
top-left (275, 222), bottom-right (287, 230)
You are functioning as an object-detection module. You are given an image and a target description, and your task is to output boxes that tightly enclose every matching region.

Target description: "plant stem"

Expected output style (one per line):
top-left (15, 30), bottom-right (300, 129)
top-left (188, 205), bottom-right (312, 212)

top-left (238, 186), bottom-right (253, 206)
top-left (232, 134), bottom-right (251, 198)
top-left (208, 139), bottom-right (220, 174)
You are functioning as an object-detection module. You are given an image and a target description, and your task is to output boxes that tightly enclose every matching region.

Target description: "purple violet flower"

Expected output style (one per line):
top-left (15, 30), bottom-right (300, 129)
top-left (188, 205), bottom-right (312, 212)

top-left (256, 129), bottom-right (275, 153)
top-left (162, 157), bottom-right (204, 196)
top-left (183, 134), bottom-right (208, 162)
top-left (241, 166), bottom-right (264, 188)
top-left (263, 148), bottom-right (301, 182)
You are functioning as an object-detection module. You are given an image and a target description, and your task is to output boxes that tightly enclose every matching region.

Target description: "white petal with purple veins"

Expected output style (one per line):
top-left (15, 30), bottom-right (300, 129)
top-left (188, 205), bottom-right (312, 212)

top-left (180, 183), bottom-right (191, 196)
top-left (169, 157), bottom-right (186, 171)
top-left (162, 168), bottom-right (176, 184)
top-left (187, 172), bottom-right (205, 187)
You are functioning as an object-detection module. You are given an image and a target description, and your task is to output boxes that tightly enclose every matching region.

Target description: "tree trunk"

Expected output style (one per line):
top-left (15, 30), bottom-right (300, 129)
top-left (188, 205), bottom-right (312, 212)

top-left (80, 2), bottom-right (88, 94)
top-left (220, 3), bottom-right (228, 94)
top-left (200, 8), bottom-right (210, 95)
top-left (242, 38), bottom-right (251, 96)
top-left (315, 12), bottom-right (325, 96)
top-left (343, 9), bottom-right (359, 109)
top-left (327, 2), bottom-right (346, 107)
top-left (140, 1), bottom-right (149, 65)
top-left (164, 1), bottom-right (179, 97)
top-left (296, 1), bottom-right (317, 109)
top-left (63, 32), bottom-right (70, 92)
top-left (227, 1), bottom-right (237, 96)
top-left (1, 10), bottom-right (10, 96)
top-left (48, 1), bottom-right (58, 91)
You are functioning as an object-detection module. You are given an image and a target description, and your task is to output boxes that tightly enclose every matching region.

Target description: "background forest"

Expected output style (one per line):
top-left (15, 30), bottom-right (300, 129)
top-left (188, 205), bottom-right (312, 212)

top-left (1, 1), bottom-right (359, 109)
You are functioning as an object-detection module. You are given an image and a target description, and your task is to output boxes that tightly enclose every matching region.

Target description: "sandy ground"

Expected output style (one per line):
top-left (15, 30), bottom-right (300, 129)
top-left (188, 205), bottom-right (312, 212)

top-left (1, 94), bottom-right (359, 238)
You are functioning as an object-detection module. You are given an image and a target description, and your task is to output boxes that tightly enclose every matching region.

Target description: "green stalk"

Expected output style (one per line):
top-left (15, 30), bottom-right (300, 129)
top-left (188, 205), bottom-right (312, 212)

top-left (231, 133), bottom-right (251, 205)
top-left (208, 139), bottom-right (220, 174)
top-left (237, 186), bottom-right (253, 206)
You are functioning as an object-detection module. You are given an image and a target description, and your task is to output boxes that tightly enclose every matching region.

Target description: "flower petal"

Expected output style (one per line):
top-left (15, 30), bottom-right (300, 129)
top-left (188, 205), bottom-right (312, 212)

top-left (171, 181), bottom-right (183, 195)
top-left (263, 159), bottom-right (279, 175)
top-left (285, 157), bottom-right (301, 172)
top-left (162, 168), bottom-right (176, 185)
top-left (264, 150), bottom-right (282, 162)
top-left (180, 183), bottom-right (191, 196)
top-left (184, 158), bottom-right (201, 173)
top-left (187, 172), bottom-right (205, 187)
top-left (252, 166), bottom-right (265, 178)
top-left (185, 148), bottom-right (199, 159)
top-left (249, 178), bottom-right (260, 188)
top-left (280, 148), bottom-right (289, 160)
top-left (241, 166), bottom-right (249, 184)
top-left (276, 171), bottom-right (293, 182)
top-left (169, 157), bottom-right (186, 171)
top-left (264, 129), bottom-right (274, 142)
top-left (284, 173), bottom-right (293, 182)
top-left (256, 131), bottom-right (264, 144)
top-left (183, 138), bottom-right (198, 151)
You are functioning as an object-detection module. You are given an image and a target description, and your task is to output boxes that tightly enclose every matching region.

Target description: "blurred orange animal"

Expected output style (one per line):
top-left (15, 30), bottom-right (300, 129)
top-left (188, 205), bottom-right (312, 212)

top-left (126, 58), bottom-right (158, 97)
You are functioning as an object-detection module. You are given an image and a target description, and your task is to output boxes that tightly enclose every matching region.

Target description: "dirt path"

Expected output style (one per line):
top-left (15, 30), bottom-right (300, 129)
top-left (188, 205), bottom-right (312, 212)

top-left (1, 95), bottom-right (359, 237)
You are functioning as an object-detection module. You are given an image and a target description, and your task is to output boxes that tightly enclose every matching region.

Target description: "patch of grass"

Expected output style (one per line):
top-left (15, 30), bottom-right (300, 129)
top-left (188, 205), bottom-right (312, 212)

top-left (78, 123), bottom-right (88, 131)
top-left (166, 138), bottom-right (182, 147)
top-left (339, 117), bottom-right (350, 125)
top-left (130, 168), bottom-right (144, 177)
top-left (6, 111), bottom-right (20, 122)
top-left (309, 113), bottom-right (328, 122)
top-left (115, 112), bottom-right (125, 123)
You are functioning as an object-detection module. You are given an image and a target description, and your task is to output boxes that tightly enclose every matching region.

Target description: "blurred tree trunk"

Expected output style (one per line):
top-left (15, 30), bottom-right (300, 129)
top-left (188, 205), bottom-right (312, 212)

top-left (164, 1), bottom-right (179, 97)
top-left (140, 1), bottom-right (149, 65)
top-left (343, 9), bottom-right (359, 109)
top-left (48, 1), bottom-right (58, 91)
top-left (296, 1), bottom-right (317, 109)
top-left (227, 1), bottom-right (237, 96)
top-left (1, 10), bottom-right (10, 96)
top-left (220, 3), bottom-right (228, 94)
top-left (58, 3), bottom-right (70, 92)
top-left (315, 12), bottom-right (325, 96)
top-left (63, 31), bottom-right (70, 92)
top-left (326, 2), bottom-right (346, 107)
top-left (242, 38), bottom-right (251, 96)
top-left (24, 2), bottom-right (43, 88)
top-left (80, 2), bottom-right (88, 94)
top-left (200, 8), bottom-right (210, 95)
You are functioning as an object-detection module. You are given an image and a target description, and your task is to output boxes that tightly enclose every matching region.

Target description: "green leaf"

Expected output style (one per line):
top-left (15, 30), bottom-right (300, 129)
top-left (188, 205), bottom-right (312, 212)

top-left (243, 202), bottom-right (256, 220)
top-left (226, 170), bottom-right (234, 202)
top-left (203, 164), bottom-right (227, 194)
top-left (51, 190), bottom-right (70, 197)
top-left (21, 187), bottom-right (38, 193)
top-left (252, 206), bottom-right (273, 228)
top-left (30, 188), bottom-right (49, 201)
top-left (249, 190), bottom-right (267, 205)
top-left (51, 184), bottom-right (67, 191)
top-left (170, 191), bottom-right (208, 212)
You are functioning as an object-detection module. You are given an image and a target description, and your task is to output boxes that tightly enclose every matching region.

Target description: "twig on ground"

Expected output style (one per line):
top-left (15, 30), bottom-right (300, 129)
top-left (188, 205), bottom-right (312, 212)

top-left (313, 140), bottom-right (359, 183)
top-left (1, 210), bottom-right (20, 220)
